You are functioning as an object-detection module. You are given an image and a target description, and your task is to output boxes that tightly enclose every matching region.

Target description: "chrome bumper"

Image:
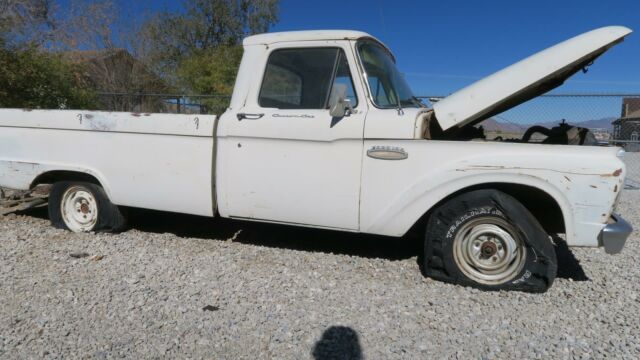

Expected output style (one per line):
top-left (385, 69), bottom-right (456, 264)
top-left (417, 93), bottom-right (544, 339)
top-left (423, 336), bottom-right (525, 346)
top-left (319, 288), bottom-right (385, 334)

top-left (599, 213), bottom-right (633, 254)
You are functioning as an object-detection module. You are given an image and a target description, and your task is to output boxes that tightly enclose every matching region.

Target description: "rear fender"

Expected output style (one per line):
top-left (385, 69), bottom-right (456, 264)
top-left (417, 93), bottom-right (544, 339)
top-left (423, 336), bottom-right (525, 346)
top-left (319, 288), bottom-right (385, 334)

top-left (0, 160), bottom-right (112, 198)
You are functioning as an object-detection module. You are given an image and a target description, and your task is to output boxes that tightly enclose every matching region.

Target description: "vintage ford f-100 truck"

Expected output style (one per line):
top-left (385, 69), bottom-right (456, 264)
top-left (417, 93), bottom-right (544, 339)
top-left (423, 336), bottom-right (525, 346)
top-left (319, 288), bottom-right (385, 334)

top-left (0, 26), bottom-right (634, 291)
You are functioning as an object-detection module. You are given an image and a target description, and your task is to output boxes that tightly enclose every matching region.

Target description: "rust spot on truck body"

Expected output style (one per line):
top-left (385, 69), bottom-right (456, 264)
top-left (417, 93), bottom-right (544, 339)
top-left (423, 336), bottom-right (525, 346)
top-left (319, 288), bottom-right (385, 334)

top-left (599, 168), bottom-right (623, 178)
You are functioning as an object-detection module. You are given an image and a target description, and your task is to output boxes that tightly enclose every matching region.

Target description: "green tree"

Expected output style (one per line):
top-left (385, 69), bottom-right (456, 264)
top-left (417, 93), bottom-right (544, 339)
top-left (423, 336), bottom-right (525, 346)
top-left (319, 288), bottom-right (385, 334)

top-left (0, 43), bottom-right (97, 109)
top-left (141, 0), bottom-right (278, 79)
top-left (177, 45), bottom-right (243, 113)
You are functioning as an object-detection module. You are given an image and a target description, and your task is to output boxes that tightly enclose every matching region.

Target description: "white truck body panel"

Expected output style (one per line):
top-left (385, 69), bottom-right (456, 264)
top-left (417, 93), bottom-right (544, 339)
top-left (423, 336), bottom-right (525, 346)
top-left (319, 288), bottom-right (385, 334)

top-left (433, 26), bottom-right (632, 131)
top-left (0, 109), bottom-right (216, 217)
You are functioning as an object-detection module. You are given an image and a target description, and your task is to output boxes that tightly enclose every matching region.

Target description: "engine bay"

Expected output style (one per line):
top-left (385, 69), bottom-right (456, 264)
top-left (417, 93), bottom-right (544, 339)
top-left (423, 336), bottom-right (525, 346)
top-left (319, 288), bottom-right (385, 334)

top-left (421, 111), bottom-right (598, 145)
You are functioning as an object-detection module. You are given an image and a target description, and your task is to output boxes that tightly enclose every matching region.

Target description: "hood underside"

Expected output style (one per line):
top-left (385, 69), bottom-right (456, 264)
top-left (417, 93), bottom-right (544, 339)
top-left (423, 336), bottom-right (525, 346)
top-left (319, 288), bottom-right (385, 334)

top-left (432, 26), bottom-right (633, 131)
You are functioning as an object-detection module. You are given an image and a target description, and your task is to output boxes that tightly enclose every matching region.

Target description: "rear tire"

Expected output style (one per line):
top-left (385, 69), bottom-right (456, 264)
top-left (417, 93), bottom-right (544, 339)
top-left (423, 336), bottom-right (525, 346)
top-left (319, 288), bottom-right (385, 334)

top-left (49, 181), bottom-right (126, 233)
top-left (424, 189), bottom-right (557, 292)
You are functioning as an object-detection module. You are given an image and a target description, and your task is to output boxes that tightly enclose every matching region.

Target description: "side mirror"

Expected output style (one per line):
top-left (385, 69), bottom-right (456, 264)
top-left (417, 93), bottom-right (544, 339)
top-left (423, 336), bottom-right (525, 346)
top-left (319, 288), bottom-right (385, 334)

top-left (329, 84), bottom-right (353, 118)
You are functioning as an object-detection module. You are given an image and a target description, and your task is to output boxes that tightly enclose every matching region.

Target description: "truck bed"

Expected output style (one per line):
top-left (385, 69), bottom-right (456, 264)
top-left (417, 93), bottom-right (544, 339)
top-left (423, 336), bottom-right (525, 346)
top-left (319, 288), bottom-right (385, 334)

top-left (0, 109), bottom-right (217, 217)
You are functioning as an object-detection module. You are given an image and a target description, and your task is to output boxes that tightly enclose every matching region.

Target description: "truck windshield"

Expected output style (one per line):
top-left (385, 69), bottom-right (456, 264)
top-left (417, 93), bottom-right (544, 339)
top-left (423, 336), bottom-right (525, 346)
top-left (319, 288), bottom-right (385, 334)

top-left (357, 40), bottom-right (421, 109)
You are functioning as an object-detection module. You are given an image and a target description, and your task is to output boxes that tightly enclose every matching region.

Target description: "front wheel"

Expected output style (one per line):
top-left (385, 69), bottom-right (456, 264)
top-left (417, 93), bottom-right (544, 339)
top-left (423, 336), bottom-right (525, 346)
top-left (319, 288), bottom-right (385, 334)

top-left (424, 189), bottom-right (557, 292)
top-left (49, 181), bottom-right (127, 233)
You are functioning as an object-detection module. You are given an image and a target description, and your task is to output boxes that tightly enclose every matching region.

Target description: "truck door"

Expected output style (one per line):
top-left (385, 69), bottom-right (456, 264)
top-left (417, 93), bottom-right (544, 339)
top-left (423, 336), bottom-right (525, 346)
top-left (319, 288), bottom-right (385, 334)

top-left (217, 42), bottom-right (367, 230)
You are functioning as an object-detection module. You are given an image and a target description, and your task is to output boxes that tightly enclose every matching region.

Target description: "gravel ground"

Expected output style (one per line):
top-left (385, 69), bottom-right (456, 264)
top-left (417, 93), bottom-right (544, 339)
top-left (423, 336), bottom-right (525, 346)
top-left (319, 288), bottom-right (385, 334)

top-left (0, 191), bottom-right (639, 359)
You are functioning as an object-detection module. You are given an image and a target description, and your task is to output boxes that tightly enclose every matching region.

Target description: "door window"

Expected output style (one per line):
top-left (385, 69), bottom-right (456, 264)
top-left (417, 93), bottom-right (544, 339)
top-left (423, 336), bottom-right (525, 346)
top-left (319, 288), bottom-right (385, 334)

top-left (259, 48), bottom-right (357, 109)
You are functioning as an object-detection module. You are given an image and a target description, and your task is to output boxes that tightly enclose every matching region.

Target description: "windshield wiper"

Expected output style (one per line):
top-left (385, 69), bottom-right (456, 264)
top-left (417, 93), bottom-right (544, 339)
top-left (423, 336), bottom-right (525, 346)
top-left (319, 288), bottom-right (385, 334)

top-left (411, 96), bottom-right (427, 108)
top-left (399, 97), bottom-right (427, 108)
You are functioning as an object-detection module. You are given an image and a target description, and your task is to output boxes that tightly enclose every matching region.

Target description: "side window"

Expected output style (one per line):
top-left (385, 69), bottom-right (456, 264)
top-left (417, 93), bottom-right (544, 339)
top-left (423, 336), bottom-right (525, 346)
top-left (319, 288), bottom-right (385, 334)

top-left (328, 51), bottom-right (358, 107)
top-left (259, 48), bottom-right (358, 109)
top-left (259, 65), bottom-right (302, 106)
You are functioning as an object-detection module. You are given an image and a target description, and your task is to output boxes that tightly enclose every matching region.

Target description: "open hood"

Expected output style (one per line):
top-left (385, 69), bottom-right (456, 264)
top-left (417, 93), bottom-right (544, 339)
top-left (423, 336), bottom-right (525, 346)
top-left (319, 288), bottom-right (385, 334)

top-left (432, 26), bottom-right (633, 131)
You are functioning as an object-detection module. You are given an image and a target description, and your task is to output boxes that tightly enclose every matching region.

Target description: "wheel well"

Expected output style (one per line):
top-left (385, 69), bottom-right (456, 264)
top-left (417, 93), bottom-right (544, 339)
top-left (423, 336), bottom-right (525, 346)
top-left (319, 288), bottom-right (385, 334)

top-left (30, 171), bottom-right (102, 189)
top-left (412, 183), bottom-right (565, 236)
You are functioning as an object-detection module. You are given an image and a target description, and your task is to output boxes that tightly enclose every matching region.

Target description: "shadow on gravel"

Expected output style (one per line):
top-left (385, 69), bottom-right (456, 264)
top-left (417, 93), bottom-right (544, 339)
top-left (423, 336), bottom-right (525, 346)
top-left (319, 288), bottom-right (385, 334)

top-left (16, 206), bottom-right (48, 219)
top-left (125, 209), bottom-right (422, 261)
top-left (312, 326), bottom-right (363, 360)
top-left (553, 236), bottom-right (590, 281)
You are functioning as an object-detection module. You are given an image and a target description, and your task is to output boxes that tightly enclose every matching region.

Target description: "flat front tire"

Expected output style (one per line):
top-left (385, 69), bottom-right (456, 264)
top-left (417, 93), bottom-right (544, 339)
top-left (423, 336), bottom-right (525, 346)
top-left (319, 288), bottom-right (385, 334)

top-left (424, 189), bottom-right (557, 292)
top-left (49, 181), bottom-right (126, 233)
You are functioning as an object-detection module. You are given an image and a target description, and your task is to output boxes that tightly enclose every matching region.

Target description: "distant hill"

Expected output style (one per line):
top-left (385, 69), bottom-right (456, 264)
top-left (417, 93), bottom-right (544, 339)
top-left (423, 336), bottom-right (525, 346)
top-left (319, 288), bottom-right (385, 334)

top-left (478, 117), bottom-right (616, 134)
top-left (480, 118), bottom-right (526, 133)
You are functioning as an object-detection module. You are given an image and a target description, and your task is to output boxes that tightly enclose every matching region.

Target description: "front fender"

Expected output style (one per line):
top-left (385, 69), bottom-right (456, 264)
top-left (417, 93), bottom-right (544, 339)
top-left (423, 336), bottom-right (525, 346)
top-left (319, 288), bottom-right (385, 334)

top-left (359, 140), bottom-right (623, 246)
top-left (361, 170), bottom-right (575, 241)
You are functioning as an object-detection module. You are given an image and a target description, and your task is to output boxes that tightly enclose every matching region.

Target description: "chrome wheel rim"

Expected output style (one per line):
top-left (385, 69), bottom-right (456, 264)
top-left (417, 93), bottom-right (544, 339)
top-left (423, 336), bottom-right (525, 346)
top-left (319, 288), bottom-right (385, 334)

top-left (60, 186), bottom-right (98, 232)
top-left (453, 216), bottom-right (526, 285)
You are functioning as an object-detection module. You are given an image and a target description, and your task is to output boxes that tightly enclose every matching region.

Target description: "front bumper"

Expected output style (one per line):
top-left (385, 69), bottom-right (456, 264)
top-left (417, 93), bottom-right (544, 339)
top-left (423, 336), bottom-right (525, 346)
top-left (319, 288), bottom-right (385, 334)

top-left (599, 213), bottom-right (633, 254)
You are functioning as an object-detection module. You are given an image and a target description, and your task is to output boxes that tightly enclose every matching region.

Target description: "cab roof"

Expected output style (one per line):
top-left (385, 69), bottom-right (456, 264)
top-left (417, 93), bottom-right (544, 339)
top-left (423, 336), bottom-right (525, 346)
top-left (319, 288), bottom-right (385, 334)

top-left (243, 30), bottom-right (391, 52)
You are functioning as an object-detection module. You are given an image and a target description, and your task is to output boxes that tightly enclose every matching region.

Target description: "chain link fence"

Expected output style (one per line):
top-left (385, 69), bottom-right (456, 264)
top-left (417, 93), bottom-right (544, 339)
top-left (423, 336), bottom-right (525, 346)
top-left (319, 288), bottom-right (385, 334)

top-left (96, 93), bottom-right (640, 189)
top-left (96, 92), bottom-right (231, 115)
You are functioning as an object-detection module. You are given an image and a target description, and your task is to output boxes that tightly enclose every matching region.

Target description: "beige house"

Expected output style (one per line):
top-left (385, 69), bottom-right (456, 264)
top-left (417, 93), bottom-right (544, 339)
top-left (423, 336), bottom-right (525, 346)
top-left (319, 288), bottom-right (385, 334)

top-left (613, 98), bottom-right (640, 143)
top-left (66, 49), bottom-right (171, 112)
top-left (613, 97), bottom-right (640, 152)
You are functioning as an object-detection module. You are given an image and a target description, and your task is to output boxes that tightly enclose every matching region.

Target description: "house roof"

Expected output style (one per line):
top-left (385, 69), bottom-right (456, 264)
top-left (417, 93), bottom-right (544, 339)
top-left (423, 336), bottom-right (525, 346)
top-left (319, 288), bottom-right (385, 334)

top-left (614, 98), bottom-right (640, 124)
top-left (621, 109), bottom-right (640, 120)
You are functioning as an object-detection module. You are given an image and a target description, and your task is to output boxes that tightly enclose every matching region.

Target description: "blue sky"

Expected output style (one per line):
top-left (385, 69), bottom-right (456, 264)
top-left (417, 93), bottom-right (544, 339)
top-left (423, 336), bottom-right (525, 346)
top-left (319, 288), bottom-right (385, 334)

top-left (109, 0), bottom-right (640, 97)
top-left (275, 0), bottom-right (640, 96)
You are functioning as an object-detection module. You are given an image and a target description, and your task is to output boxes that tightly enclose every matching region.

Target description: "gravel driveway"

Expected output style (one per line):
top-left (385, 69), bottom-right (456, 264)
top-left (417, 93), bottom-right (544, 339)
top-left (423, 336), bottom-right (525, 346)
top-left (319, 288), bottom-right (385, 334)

top-left (1, 192), bottom-right (639, 359)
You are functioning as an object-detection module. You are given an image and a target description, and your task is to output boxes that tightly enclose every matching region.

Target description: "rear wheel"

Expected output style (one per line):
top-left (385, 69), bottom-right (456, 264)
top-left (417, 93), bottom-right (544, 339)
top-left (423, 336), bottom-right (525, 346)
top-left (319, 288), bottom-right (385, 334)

top-left (424, 189), bottom-right (557, 292)
top-left (49, 181), bottom-right (126, 233)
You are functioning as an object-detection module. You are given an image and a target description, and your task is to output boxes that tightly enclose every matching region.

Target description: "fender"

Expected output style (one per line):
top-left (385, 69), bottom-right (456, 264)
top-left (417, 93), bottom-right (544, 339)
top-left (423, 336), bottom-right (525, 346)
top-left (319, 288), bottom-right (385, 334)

top-left (361, 171), bottom-right (576, 243)
top-left (1, 160), bottom-right (115, 200)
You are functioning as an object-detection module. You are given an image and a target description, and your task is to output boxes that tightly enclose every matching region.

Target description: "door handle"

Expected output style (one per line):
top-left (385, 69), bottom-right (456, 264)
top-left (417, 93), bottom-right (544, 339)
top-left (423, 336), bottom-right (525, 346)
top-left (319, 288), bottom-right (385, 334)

top-left (237, 113), bottom-right (264, 121)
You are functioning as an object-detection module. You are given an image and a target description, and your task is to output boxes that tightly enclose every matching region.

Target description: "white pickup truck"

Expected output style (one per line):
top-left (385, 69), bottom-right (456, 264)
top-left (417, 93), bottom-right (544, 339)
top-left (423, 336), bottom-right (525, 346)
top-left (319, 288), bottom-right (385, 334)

top-left (0, 26), bottom-right (634, 292)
